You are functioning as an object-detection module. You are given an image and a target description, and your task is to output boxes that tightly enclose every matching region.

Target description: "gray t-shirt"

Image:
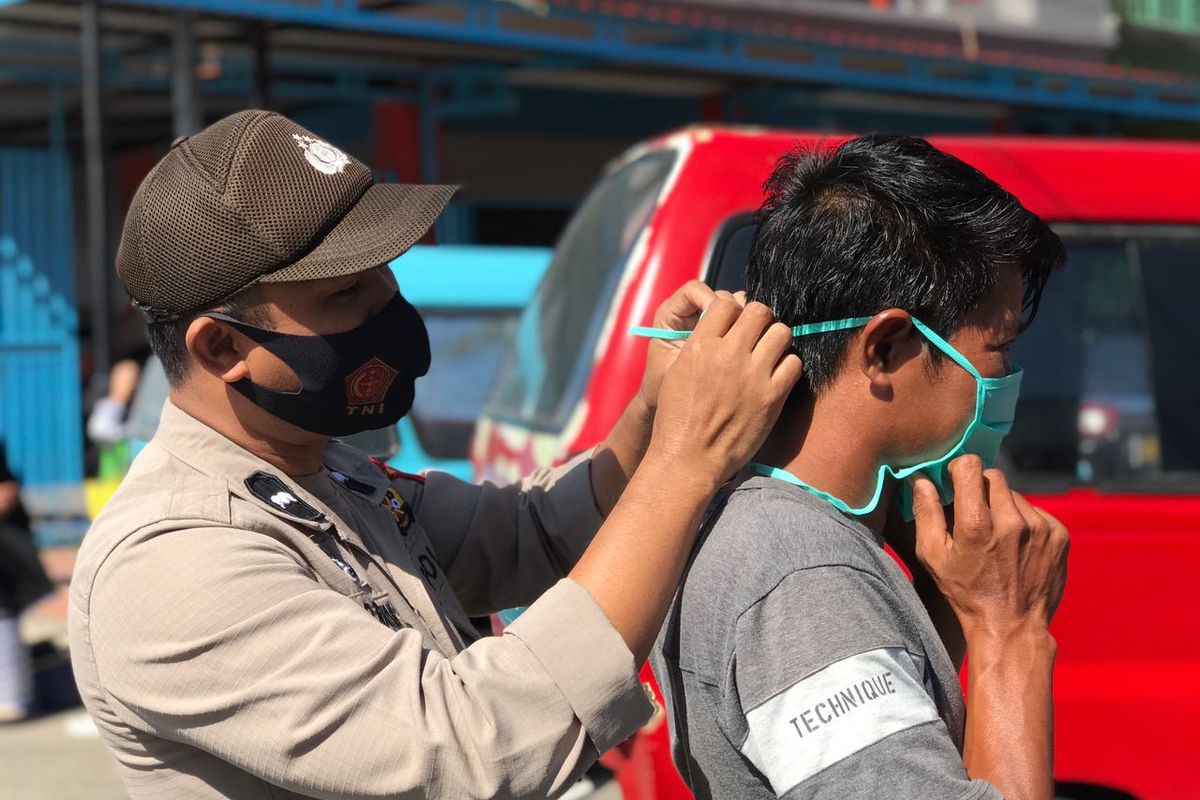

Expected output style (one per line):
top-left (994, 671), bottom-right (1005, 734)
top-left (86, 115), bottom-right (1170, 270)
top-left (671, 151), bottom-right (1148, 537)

top-left (651, 472), bottom-right (1002, 800)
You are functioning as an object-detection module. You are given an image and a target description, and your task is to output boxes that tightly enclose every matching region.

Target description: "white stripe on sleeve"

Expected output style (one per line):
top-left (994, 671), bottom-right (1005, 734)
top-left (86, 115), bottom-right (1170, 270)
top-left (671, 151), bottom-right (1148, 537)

top-left (740, 646), bottom-right (940, 796)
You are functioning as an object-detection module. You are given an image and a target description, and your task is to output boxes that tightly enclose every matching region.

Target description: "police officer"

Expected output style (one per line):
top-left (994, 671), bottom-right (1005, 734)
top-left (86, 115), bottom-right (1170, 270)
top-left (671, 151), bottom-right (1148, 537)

top-left (69, 111), bottom-right (800, 799)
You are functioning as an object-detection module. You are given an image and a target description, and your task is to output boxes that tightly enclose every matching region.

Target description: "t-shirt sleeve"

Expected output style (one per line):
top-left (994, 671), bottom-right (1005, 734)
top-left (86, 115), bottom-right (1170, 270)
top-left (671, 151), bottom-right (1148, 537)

top-left (728, 566), bottom-right (1000, 800)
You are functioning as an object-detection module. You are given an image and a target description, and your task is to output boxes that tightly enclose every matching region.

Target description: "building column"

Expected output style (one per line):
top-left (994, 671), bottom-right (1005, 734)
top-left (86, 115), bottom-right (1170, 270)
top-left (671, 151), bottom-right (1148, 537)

top-left (171, 11), bottom-right (200, 137)
top-left (81, 0), bottom-right (112, 380)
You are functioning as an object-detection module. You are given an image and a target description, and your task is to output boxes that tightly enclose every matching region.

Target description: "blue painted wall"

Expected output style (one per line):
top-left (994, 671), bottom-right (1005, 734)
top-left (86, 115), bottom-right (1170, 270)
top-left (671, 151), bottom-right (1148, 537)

top-left (0, 147), bottom-right (82, 486)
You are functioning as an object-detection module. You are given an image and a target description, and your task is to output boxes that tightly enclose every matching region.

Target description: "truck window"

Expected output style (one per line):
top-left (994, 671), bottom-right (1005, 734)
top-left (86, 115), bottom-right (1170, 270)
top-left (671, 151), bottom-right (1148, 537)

top-left (409, 310), bottom-right (521, 458)
top-left (709, 215), bottom-right (756, 293)
top-left (704, 217), bottom-right (1200, 492)
top-left (486, 151), bottom-right (677, 431)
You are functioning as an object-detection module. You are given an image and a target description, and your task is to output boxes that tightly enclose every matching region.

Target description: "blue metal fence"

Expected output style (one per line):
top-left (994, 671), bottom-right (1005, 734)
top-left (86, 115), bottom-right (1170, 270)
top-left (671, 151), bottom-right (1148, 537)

top-left (0, 147), bottom-right (82, 486)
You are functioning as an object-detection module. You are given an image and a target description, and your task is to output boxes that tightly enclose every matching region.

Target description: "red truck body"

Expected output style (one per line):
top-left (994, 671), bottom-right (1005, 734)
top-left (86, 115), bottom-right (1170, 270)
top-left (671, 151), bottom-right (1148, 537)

top-left (473, 127), bottom-right (1200, 800)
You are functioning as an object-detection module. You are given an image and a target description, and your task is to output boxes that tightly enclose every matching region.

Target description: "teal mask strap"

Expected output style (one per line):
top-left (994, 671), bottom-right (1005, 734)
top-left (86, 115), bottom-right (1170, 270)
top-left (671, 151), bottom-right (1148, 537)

top-left (631, 315), bottom-right (976, 382)
top-left (908, 318), bottom-right (982, 381)
top-left (629, 325), bottom-right (692, 340)
top-left (792, 317), bottom-right (872, 337)
top-left (631, 316), bottom-right (875, 341)
top-left (630, 314), bottom-right (990, 517)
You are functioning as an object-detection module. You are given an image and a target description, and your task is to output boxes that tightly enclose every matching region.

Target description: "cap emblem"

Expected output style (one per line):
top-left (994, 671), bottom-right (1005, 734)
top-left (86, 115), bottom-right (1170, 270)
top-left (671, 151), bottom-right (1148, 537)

top-left (292, 133), bottom-right (349, 176)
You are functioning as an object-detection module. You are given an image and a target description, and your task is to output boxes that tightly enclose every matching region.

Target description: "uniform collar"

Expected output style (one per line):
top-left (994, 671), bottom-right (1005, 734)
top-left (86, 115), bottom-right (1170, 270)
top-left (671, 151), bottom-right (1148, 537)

top-left (322, 441), bottom-right (389, 503)
top-left (153, 400), bottom-right (343, 532)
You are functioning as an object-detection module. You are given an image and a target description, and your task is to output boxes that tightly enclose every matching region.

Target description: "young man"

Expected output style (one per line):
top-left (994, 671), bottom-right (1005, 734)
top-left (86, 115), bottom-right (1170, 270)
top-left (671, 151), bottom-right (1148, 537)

top-left (650, 135), bottom-right (1070, 800)
top-left (69, 111), bottom-right (800, 799)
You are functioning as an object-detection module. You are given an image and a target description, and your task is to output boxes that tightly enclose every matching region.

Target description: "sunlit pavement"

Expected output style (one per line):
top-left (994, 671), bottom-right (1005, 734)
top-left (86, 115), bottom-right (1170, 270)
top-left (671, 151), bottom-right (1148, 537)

top-left (2, 547), bottom-right (128, 799)
top-left (0, 708), bottom-right (129, 800)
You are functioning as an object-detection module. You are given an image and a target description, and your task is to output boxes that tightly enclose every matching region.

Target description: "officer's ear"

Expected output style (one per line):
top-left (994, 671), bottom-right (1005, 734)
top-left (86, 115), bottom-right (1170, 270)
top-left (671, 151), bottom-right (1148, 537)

top-left (185, 316), bottom-right (251, 384)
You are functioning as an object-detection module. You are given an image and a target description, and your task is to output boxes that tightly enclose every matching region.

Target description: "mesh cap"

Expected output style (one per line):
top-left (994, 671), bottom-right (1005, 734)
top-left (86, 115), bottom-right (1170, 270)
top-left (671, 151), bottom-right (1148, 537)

top-left (117, 110), bottom-right (457, 315)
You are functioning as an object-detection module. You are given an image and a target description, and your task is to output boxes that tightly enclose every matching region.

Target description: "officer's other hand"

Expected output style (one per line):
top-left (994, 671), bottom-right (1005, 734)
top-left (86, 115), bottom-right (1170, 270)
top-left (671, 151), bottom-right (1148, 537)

top-left (648, 297), bottom-right (800, 485)
top-left (909, 456), bottom-right (1070, 640)
top-left (637, 281), bottom-right (747, 412)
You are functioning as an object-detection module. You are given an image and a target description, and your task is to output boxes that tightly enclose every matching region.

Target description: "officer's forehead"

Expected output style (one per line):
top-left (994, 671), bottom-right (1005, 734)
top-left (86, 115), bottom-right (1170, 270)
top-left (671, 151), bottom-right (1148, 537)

top-left (260, 266), bottom-right (392, 302)
top-left (248, 266), bottom-right (393, 331)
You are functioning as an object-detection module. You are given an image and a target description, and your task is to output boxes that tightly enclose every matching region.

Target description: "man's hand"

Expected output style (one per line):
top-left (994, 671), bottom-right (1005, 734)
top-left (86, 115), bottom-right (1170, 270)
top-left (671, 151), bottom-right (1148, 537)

top-left (649, 297), bottom-right (798, 485)
top-left (910, 456), bottom-right (1069, 638)
top-left (590, 281), bottom-right (744, 514)
top-left (909, 455), bottom-right (1069, 800)
top-left (637, 281), bottom-right (746, 412)
top-left (573, 296), bottom-right (800, 664)
top-left (881, 502), bottom-right (966, 670)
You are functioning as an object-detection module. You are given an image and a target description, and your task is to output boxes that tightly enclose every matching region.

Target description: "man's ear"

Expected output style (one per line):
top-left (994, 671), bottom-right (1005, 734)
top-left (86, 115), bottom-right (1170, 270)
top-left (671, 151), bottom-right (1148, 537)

top-left (185, 317), bottom-right (250, 384)
top-left (857, 309), bottom-right (921, 388)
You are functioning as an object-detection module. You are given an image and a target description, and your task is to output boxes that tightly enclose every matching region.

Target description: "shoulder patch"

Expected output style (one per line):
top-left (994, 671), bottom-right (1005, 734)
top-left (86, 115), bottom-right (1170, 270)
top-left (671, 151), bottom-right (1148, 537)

top-left (380, 487), bottom-right (414, 534)
top-left (245, 472), bottom-right (326, 523)
top-left (370, 457), bottom-right (425, 484)
top-left (740, 646), bottom-right (939, 795)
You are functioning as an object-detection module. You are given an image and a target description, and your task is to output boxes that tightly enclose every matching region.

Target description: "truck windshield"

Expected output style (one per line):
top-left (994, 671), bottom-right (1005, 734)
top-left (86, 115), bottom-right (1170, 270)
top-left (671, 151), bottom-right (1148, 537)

top-left (410, 310), bottom-right (521, 458)
top-left (486, 150), bottom-right (677, 431)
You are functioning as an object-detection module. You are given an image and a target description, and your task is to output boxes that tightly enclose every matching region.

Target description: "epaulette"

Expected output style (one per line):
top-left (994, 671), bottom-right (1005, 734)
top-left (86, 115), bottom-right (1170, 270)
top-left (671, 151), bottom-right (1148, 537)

top-left (370, 457), bottom-right (425, 484)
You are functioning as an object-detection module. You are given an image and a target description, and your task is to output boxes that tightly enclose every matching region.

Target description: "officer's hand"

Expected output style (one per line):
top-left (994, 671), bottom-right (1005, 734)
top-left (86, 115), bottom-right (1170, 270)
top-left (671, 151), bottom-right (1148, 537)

top-left (648, 298), bottom-right (800, 485)
top-left (910, 456), bottom-right (1070, 639)
top-left (637, 281), bottom-right (747, 412)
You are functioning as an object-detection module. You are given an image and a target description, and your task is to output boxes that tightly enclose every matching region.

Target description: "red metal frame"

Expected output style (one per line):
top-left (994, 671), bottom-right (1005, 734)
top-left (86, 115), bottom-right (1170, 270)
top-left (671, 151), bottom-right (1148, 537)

top-left (476, 127), bottom-right (1200, 800)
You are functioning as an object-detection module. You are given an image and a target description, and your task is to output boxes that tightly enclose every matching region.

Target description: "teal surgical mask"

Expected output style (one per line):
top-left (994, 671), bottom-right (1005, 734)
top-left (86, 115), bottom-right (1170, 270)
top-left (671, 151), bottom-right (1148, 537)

top-left (630, 316), bottom-right (1022, 520)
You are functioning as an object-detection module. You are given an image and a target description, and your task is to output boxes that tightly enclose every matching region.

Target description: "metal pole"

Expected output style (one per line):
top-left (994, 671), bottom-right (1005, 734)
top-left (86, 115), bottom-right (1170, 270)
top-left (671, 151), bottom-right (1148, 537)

top-left (48, 82), bottom-right (65, 152)
top-left (418, 75), bottom-right (446, 240)
top-left (171, 11), bottom-right (200, 137)
top-left (250, 21), bottom-right (270, 110)
top-left (418, 75), bottom-right (439, 185)
top-left (81, 0), bottom-right (112, 380)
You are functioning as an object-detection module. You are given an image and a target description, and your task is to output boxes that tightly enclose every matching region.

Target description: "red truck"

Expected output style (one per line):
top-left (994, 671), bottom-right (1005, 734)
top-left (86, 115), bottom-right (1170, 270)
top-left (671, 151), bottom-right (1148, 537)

top-left (473, 127), bottom-right (1200, 800)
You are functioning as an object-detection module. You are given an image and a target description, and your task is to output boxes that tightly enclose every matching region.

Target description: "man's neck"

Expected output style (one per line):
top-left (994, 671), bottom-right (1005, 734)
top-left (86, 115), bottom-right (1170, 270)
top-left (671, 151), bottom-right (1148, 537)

top-left (757, 391), bottom-right (893, 533)
top-left (171, 387), bottom-right (329, 477)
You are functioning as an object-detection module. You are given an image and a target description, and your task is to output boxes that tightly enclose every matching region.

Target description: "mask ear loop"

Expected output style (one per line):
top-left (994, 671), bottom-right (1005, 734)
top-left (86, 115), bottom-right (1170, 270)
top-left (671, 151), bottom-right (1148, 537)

top-left (909, 319), bottom-right (983, 381)
top-left (202, 311), bottom-right (281, 345)
top-left (631, 315), bottom-right (991, 515)
top-left (884, 321), bottom-right (987, 489)
top-left (200, 312), bottom-right (316, 396)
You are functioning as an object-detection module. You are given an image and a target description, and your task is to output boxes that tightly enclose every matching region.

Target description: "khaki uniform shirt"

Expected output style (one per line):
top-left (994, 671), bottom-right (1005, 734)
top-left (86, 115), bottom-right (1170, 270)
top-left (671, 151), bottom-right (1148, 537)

top-left (69, 402), bottom-right (652, 799)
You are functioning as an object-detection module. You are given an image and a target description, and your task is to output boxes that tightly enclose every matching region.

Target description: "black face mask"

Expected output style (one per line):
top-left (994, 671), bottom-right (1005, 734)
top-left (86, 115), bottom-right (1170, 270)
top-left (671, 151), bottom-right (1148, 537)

top-left (207, 292), bottom-right (431, 437)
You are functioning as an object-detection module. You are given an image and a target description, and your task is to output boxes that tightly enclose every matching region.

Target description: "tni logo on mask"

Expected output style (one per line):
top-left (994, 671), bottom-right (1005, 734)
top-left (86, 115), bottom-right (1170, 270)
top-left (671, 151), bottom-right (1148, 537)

top-left (345, 357), bottom-right (398, 415)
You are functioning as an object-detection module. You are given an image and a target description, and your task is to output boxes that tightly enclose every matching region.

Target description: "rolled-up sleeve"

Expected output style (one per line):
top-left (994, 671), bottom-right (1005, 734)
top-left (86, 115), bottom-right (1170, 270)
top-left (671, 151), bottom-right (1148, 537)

top-left (85, 526), bottom-right (652, 800)
top-left (401, 452), bottom-right (604, 615)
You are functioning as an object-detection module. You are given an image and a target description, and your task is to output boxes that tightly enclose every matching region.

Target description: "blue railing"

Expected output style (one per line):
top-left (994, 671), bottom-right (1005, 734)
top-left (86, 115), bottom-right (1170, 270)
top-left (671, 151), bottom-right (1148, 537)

top-left (110, 0), bottom-right (1200, 122)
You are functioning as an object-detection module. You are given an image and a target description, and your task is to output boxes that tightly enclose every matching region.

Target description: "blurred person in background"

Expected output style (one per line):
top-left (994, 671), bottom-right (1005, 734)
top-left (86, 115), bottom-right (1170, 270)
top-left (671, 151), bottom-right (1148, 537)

top-left (0, 441), bottom-right (53, 722)
top-left (86, 305), bottom-right (154, 446)
top-left (68, 110), bottom-right (800, 800)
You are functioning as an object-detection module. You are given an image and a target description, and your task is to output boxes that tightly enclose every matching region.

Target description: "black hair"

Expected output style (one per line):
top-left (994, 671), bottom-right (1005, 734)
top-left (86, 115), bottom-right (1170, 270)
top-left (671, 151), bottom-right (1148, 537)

top-left (746, 134), bottom-right (1065, 395)
top-left (145, 285), bottom-right (269, 386)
